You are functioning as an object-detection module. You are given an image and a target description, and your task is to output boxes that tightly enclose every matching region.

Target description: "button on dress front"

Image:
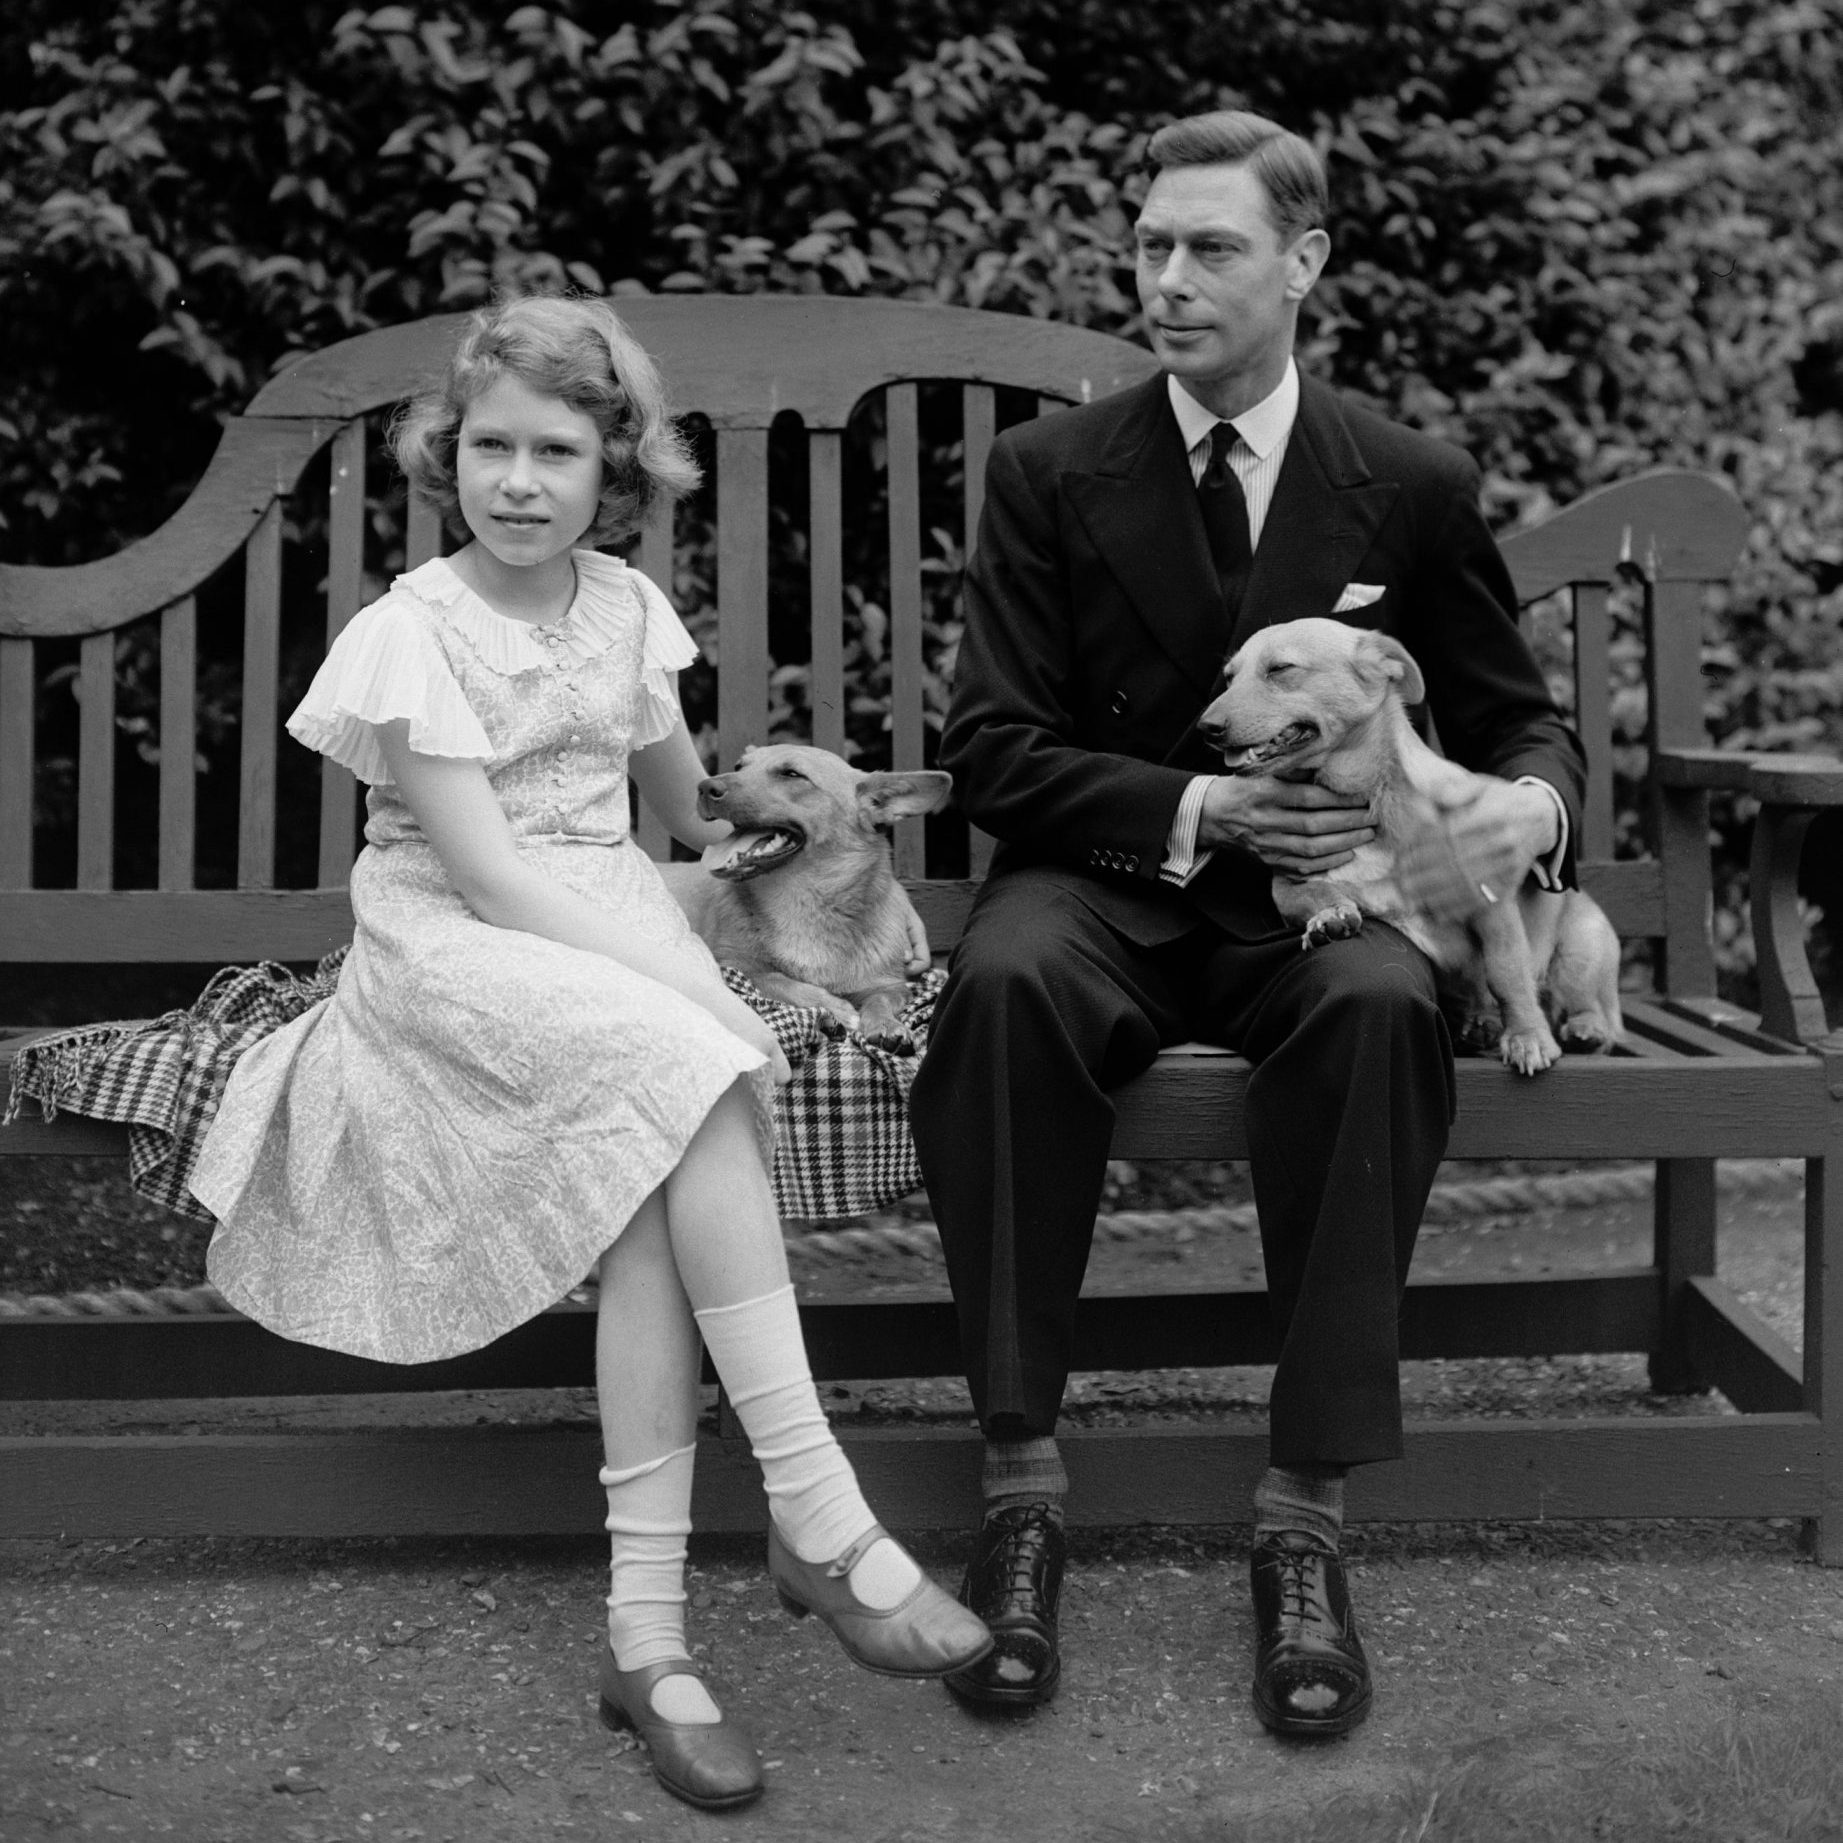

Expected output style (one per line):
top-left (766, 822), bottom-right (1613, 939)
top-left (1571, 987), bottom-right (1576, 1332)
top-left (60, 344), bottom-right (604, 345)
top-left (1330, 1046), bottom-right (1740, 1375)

top-left (191, 552), bottom-right (770, 1363)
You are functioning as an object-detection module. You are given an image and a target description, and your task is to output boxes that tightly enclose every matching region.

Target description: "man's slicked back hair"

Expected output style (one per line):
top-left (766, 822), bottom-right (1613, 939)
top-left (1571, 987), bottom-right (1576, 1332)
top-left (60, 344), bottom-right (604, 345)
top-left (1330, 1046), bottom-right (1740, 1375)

top-left (1146, 110), bottom-right (1328, 245)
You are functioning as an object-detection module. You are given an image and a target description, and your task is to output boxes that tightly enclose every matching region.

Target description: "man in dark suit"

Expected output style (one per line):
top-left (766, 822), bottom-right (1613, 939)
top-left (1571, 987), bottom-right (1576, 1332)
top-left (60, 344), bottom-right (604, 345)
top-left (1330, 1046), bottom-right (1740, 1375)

top-left (909, 109), bottom-right (1585, 1735)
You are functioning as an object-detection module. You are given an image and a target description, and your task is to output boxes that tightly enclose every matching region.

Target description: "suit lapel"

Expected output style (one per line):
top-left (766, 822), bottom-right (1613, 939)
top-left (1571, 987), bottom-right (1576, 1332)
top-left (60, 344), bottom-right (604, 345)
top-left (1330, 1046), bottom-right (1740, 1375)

top-left (1228, 376), bottom-right (1399, 656)
top-left (1064, 378), bottom-right (1228, 696)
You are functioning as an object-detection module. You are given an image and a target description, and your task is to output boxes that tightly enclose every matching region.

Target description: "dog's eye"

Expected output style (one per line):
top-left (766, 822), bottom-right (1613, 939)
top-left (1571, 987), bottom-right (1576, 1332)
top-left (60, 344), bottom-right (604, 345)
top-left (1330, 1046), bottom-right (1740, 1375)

top-left (1264, 662), bottom-right (1296, 679)
top-left (777, 765), bottom-right (807, 781)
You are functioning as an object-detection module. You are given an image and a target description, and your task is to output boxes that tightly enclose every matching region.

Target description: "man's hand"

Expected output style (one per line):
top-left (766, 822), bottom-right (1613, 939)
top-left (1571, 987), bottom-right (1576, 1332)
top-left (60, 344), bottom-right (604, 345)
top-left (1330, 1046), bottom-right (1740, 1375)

top-left (1197, 775), bottom-right (1376, 875)
top-left (1395, 779), bottom-right (1560, 920)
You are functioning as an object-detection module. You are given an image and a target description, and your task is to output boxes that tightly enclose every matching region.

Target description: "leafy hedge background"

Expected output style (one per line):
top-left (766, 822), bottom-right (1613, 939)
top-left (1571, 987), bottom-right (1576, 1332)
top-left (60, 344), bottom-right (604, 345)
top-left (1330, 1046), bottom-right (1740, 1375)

top-left (3, 0), bottom-right (1841, 1004)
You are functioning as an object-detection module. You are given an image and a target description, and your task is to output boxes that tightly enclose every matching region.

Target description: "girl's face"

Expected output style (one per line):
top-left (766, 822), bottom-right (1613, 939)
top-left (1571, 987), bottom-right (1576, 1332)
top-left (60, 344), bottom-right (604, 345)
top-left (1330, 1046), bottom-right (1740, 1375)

top-left (455, 373), bottom-right (604, 569)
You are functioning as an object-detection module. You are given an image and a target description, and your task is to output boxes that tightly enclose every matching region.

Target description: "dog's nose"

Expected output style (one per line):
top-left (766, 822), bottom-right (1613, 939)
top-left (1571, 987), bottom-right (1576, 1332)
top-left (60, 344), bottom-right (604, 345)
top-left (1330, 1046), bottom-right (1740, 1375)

top-left (696, 775), bottom-right (730, 822)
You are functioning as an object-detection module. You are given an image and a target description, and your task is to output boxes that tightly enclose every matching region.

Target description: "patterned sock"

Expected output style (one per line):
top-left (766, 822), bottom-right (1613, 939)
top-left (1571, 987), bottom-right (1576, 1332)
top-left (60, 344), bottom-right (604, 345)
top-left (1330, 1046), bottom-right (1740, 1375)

top-left (1253, 1463), bottom-right (1347, 1553)
top-left (983, 1435), bottom-right (1068, 1522)
top-left (693, 1284), bottom-right (921, 1610)
top-left (600, 1443), bottom-right (719, 1725)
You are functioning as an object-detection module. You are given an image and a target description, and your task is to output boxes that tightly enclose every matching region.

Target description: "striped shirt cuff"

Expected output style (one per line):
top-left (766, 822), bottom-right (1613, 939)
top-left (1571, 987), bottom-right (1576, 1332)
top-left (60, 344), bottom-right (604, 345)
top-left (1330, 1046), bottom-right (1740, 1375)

top-left (1518, 776), bottom-right (1570, 889)
top-left (1160, 775), bottom-right (1216, 887)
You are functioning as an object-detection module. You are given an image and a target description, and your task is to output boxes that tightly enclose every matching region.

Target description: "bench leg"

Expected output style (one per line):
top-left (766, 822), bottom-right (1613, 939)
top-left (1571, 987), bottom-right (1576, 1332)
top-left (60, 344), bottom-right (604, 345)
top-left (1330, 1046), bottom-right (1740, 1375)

top-left (1803, 1155), bottom-right (1843, 1564)
top-left (1649, 1157), bottom-right (1717, 1395)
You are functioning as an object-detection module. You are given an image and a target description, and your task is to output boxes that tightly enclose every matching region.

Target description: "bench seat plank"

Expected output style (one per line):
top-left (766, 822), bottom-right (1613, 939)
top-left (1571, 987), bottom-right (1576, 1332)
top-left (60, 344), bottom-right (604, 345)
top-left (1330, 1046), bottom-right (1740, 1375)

top-left (4, 1029), bottom-right (1829, 1159)
top-left (1111, 1049), bottom-right (1830, 1160)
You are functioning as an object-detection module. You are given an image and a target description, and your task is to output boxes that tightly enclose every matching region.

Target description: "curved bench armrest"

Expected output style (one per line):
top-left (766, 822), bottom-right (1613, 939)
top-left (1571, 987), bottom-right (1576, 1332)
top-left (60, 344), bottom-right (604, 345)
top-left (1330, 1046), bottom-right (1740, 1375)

top-left (1652, 750), bottom-right (1842, 1045)
top-left (1743, 764), bottom-right (1843, 1046)
top-left (1655, 747), bottom-right (1843, 804)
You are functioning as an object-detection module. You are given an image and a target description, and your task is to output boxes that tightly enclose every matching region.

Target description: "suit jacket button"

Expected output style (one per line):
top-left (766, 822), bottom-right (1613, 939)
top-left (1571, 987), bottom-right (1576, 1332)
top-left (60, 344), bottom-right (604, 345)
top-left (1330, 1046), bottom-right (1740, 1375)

top-left (1126, 855), bottom-right (1139, 872)
top-left (1110, 691), bottom-right (1129, 716)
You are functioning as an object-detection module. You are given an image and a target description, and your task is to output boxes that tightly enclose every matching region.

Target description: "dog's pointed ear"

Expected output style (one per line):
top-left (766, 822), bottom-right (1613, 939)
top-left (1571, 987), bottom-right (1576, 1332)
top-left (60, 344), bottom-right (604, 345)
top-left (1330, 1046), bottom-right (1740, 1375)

top-left (1350, 631), bottom-right (1426, 706)
top-left (857, 770), bottom-right (953, 824)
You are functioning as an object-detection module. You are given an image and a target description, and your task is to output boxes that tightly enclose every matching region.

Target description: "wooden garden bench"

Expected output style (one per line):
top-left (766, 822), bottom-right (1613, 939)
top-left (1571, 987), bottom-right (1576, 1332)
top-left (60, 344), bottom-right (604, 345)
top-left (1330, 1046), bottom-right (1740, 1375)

top-left (4, 298), bottom-right (1841, 1552)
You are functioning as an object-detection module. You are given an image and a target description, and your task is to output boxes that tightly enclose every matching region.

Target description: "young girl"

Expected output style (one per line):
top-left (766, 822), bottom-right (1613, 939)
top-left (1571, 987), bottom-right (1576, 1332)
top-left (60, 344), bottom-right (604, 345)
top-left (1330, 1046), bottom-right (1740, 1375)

top-left (190, 294), bottom-right (989, 1813)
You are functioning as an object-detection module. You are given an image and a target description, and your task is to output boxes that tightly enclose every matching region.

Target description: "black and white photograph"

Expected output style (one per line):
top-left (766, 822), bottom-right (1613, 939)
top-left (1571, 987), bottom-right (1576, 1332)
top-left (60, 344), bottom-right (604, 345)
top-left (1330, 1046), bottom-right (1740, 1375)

top-left (4, 1), bottom-right (1842, 1836)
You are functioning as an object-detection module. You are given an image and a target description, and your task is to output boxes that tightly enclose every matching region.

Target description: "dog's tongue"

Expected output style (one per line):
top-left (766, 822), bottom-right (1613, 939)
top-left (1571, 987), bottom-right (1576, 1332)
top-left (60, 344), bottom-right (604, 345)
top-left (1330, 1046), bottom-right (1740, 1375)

top-left (700, 830), bottom-right (792, 872)
top-left (700, 832), bottom-right (758, 872)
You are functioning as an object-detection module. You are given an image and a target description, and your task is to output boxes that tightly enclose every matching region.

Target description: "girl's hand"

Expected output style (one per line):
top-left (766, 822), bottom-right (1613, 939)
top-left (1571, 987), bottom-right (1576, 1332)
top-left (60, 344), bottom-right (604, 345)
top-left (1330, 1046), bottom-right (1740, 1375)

top-left (896, 884), bottom-right (932, 975)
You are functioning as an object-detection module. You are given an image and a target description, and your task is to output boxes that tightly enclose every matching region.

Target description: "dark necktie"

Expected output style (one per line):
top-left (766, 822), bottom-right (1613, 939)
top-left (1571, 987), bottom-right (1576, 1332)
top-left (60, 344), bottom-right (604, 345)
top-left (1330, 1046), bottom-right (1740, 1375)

top-left (1197, 423), bottom-right (1254, 627)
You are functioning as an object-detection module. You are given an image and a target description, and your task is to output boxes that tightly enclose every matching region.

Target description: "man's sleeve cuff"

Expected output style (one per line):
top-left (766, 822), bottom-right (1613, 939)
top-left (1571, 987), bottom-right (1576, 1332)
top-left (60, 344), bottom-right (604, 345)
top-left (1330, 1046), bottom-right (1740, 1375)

top-left (1160, 775), bottom-right (1216, 887)
top-left (1517, 775), bottom-right (1570, 890)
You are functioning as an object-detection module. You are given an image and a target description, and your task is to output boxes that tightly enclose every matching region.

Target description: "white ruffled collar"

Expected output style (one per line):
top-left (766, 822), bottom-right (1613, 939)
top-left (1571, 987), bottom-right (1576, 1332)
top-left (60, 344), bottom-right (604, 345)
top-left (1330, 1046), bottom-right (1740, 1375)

top-left (401, 551), bottom-right (642, 676)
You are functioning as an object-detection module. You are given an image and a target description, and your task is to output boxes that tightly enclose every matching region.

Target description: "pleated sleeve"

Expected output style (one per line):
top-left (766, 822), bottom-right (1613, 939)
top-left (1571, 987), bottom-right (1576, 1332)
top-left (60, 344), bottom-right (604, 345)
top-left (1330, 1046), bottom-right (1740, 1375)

top-left (630, 569), bottom-right (700, 749)
top-left (287, 596), bottom-right (494, 786)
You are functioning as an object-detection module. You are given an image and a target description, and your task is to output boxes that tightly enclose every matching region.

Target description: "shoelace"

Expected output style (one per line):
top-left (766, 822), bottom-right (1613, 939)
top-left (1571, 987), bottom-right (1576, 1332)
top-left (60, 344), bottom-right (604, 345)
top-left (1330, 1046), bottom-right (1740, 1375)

top-left (995, 1504), bottom-right (1058, 1598)
top-left (1270, 1545), bottom-right (1328, 1627)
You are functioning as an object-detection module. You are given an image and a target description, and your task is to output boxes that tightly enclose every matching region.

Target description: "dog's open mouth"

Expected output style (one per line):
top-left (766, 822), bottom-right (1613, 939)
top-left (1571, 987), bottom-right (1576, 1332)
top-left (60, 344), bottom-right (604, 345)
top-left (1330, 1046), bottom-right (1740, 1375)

top-left (1216, 720), bottom-right (1319, 774)
top-left (701, 827), bottom-right (806, 881)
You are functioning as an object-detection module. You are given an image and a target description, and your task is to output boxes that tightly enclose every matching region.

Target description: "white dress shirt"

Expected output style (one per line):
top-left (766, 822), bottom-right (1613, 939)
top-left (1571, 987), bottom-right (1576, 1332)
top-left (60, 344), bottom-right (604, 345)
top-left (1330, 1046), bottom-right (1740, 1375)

top-left (1154, 365), bottom-right (1570, 890)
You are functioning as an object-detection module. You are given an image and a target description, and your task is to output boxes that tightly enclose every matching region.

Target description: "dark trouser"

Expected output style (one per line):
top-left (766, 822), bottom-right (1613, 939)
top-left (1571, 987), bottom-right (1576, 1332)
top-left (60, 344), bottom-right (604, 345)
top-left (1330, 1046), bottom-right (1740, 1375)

top-left (908, 871), bottom-right (1455, 1469)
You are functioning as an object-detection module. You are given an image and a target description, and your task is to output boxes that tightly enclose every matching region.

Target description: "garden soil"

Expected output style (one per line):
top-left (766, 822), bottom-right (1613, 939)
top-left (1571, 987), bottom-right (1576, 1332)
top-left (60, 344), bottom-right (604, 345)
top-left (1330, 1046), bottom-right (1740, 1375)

top-left (6, 1173), bottom-right (1843, 1841)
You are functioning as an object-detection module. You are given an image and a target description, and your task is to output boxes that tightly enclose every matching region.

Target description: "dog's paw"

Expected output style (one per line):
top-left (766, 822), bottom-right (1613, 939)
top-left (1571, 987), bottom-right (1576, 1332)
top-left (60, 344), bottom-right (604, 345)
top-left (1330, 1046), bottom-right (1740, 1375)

top-left (1454, 1012), bottom-right (1502, 1055)
top-left (860, 1023), bottom-right (917, 1056)
top-left (1557, 1013), bottom-right (1616, 1054)
top-left (1300, 902), bottom-right (1364, 950)
top-left (1500, 1024), bottom-right (1561, 1076)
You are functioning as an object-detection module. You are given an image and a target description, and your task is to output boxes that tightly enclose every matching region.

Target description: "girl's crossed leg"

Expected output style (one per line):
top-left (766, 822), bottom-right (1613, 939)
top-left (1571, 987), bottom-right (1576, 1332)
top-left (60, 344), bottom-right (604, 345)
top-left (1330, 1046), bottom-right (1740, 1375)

top-left (594, 1077), bottom-right (990, 1808)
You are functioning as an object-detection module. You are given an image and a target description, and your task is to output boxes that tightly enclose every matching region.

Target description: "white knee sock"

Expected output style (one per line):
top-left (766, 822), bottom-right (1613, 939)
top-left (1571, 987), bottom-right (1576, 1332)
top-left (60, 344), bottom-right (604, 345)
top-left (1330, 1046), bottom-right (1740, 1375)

top-left (601, 1443), bottom-right (719, 1724)
top-left (693, 1284), bottom-right (920, 1609)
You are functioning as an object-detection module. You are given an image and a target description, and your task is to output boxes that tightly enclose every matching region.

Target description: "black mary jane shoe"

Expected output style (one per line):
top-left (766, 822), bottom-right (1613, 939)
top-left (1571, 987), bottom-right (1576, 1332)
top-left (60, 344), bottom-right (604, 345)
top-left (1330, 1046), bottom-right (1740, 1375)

top-left (598, 1652), bottom-right (764, 1812)
top-left (944, 1502), bottom-right (1066, 1708)
top-left (1249, 1531), bottom-right (1373, 1738)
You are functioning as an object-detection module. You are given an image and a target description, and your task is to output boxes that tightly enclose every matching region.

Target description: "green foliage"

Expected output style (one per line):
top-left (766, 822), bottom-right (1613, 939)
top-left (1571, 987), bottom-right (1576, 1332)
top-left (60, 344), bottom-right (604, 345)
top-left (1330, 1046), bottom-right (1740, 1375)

top-left (3, 0), bottom-right (1841, 988)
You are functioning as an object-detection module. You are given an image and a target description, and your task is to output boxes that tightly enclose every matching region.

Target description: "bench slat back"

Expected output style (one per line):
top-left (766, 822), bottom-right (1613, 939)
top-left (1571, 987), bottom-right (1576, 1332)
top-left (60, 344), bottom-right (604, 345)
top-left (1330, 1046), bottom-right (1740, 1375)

top-left (158, 597), bottom-right (198, 890)
top-left (76, 633), bottom-right (115, 891)
top-left (0, 639), bottom-right (30, 885)
top-left (0, 301), bottom-right (1746, 993)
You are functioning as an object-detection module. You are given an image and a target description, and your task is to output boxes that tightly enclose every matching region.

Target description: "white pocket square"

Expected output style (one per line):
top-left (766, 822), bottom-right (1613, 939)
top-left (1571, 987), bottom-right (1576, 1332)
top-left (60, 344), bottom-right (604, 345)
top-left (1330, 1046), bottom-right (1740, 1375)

top-left (1332, 582), bottom-right (1386, 614)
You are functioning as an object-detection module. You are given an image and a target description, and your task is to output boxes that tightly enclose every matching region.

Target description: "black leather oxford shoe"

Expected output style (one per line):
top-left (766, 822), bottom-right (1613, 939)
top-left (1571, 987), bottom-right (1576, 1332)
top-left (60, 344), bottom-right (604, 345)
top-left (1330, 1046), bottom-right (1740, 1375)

top-left (1249, 1531), bottom-right (1373, 1737)
top-left (943, 1502), bottom-right (1065, 1707)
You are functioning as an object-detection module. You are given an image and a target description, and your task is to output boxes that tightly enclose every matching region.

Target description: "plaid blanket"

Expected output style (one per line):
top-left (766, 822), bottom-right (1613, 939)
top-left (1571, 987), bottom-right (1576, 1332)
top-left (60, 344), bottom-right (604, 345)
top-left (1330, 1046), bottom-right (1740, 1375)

top-left (5, 953), bottom-right (943, 1224)
top-left (719, 966), bottom-right (945, 1220)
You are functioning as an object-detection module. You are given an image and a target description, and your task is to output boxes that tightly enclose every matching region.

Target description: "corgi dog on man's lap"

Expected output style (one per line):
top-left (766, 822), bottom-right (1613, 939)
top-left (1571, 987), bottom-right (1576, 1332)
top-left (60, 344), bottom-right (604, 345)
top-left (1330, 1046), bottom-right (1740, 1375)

top-left (1198, 618), bottom-right (1620, 1075)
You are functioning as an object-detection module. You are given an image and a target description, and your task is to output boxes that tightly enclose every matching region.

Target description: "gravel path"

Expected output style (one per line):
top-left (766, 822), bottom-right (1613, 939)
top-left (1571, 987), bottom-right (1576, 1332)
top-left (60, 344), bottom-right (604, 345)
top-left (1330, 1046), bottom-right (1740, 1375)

top-left (6, 1519), bottom-right (1842, 1842)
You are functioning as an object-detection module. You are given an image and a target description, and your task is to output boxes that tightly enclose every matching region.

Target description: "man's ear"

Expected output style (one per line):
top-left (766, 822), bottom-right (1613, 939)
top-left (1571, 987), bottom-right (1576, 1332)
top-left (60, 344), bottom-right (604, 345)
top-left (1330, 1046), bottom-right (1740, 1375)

top-left (857, 770), bottom-right (954, 825)
top-left (1285, 226), bottom-right (1332, 302)
top-left (1350, 631), bottom-right (1426, 705)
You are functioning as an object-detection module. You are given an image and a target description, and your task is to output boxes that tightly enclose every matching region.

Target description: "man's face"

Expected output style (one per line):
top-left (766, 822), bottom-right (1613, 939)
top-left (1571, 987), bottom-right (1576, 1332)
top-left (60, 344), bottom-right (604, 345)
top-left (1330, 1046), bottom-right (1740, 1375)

top-left (1133, 161), bottom-right (1328, 413)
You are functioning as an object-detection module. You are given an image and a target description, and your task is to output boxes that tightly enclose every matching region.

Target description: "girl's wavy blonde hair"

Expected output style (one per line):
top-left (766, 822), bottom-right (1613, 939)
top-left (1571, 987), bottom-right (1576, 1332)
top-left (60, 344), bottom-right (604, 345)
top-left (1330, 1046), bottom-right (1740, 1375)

top-left (392, 294), bottom-right (700, 547)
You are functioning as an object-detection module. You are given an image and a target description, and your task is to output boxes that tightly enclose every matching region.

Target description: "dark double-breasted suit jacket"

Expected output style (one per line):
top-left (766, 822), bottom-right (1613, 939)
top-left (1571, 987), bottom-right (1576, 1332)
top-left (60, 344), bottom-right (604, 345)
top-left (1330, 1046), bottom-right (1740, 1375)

top-left (940, 371), bottom-right (1587, 938)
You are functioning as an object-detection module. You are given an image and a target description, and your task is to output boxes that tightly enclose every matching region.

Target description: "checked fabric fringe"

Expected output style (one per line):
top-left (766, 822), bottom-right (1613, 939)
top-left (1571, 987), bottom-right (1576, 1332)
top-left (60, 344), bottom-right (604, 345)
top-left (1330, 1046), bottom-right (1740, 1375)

top-left (4, 956), bottom-right (349, 1221)
top-left (6, 953), bottom-right (947, 1226)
